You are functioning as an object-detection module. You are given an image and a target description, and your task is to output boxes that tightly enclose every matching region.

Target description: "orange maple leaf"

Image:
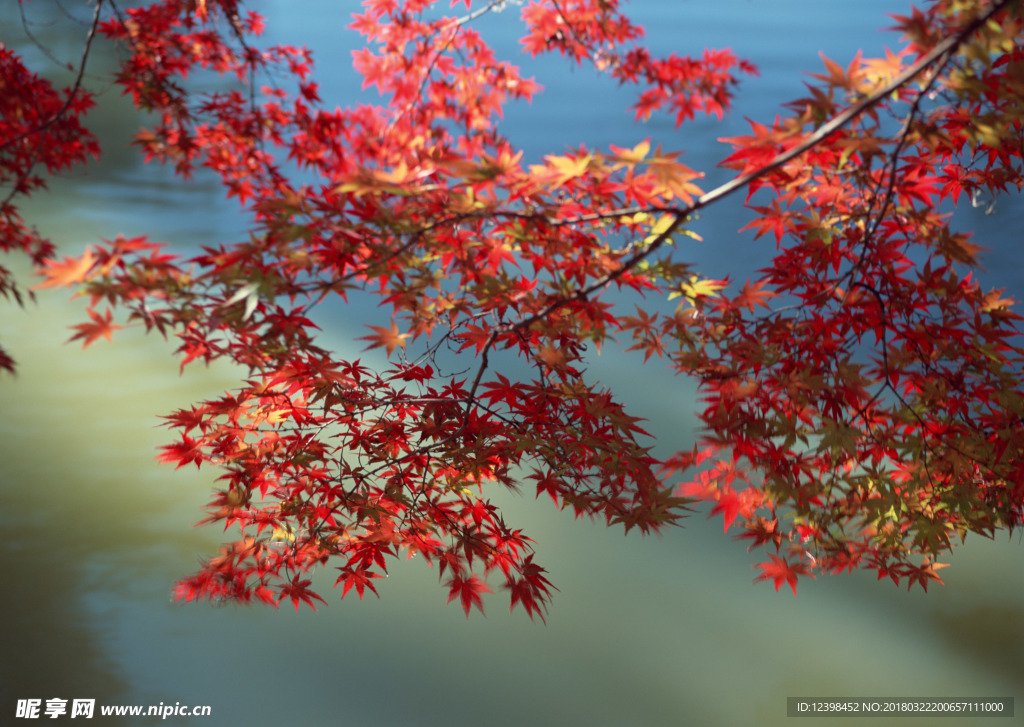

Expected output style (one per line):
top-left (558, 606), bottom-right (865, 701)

top-left (32, 247), bottom-right (96, 290)
top-left (358, 322), bottom-right (409, 356)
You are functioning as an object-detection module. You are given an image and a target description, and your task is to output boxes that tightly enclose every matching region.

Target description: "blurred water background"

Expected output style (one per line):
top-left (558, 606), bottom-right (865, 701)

top-left (1, 1), bottom-right (1022, 725)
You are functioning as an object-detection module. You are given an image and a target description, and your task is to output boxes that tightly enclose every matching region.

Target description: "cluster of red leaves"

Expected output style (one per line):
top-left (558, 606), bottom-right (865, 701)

top-left (662, 0), bottom-right (1024, 593)
top-left (11, 0), bottom-right (1024, 616)
top-left (0, 38), bottom-right (99, 371)
top-left (518, 0), bottom-right (756, 123)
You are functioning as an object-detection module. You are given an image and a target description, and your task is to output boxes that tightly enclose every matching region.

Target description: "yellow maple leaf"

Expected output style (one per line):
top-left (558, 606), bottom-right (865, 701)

top-left (608, 139), bottom-right (650, 166)
top-left (674, 275), bottom-right (726, 302)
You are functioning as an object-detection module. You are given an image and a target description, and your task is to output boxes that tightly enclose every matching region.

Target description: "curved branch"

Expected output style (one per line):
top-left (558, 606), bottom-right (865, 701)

top-left (503, 0), bottom-right (1015, 332)
top-left (0, 1), bottom-right (103, 157)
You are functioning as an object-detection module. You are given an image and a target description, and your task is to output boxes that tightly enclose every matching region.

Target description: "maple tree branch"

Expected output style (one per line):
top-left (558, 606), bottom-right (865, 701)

top-left (459, 330), bottom-right (498, 428)
top-left (846, 280), bottom-right (1018, 502)
top-left (498, 0), bottom-right (1013, 337)
top-left (16, 0), bottom-right (85, 69)
top-left (450, 0), bottom-right (523, 27)
top-left (23, 0), bottom-right (1020, 609)
top-left (836, 37), bottom-right (957, 306)
top-left (0, 0), bottom-right (103, 211)
top-left (693, 0), bottom-right (1014, 214)
top-left (546, 0), bottom-right (596, 63)
top-left (848, 279), bottom-right (892, 409)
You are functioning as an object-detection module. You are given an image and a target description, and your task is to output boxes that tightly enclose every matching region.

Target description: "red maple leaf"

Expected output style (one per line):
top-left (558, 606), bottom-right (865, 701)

top-left (336, 566), bottom-right (383, 599)
top-left (754, 555), bottom-right (814, 596)
top-left (445, 574), bottom-right (492, 617)
top-left (68, 307), bottom-right (122, 348)
top-left (157, 435), bottom-right (204, 469)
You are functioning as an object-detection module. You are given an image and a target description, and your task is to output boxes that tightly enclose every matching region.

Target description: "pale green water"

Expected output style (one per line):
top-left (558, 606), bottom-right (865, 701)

top-left (2, 2), bottom-right (1022, 725)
